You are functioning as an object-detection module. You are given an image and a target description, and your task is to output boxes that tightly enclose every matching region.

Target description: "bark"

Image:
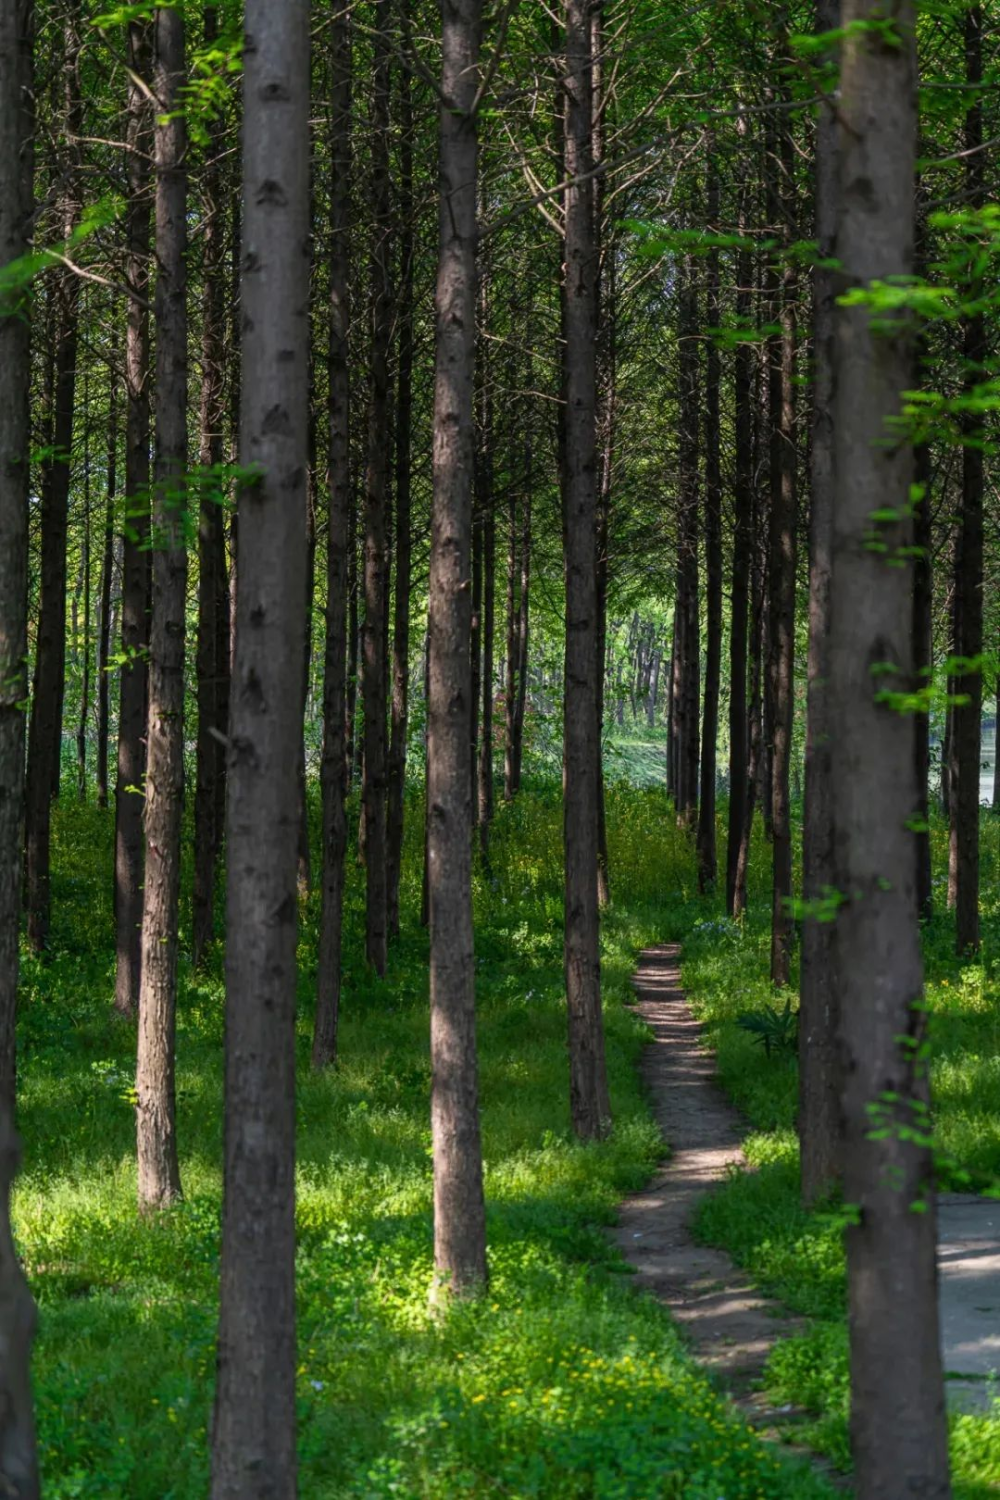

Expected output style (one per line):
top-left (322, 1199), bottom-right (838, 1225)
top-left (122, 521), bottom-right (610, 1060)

top-left (76, 410), bottom-right (91, 800)
top-left (513, 487), bottom-right (530, 792)
top-left (503, 484), bottom-right (519, 801)
top-left (193, 3), bottom-right (230, 968)
top-left (799, 0), bottom-right (840, 1207)
top-left (951, 4), bottom-right (983, 958)
top-left (697, 150), bottom-right (721, 893)
top-left (136, 6), bottom-right (188, 1212)
top-left (25, 3), bottom-right (83, 948)
top-left (767, 106), bottom-right (797, 989)
top-left (470, 511), bottom-right (483, 812)
top-left (345, 492), bottom-right (359, 786)
top-left (362, 0), bottom-right (392, 976)
top-left (726, 201), bottom-right (752, 917)
top-left (478, 476), bottom-right (496, 864)
top-left (386, 53), bottom-right (414, 941)
top-left (562, 0), bottom-right (610, 1141)
top-left (96, 375), bottom-right (117, 810)
top-left (428, 0), bottom-right (488, 1298)
top-left (593, 1), bottom-right (610, 908)
top-left (674, 261), bottom-right (700, 826)
top-left (314, 0), bottom-right (352, 1068)
top-left (0, 5), bottom-right (40, 1484)
top-left (114, 19), bottom-right (152, 1018)
top-left (832, 9), bottom-right (951, 1494)
top-left (913, 441), bottom-right (933, 920)
top-left (210, 3), bottom-right (309, 1493)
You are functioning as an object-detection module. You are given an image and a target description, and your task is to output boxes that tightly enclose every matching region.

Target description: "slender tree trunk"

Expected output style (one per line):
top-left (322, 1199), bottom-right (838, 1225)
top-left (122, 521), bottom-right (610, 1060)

top-left (96, 376), bottom-right (117, 811)
top-left (0, 10), bottom-right (40, 1481)
top-left (503, 483), bottom-right (519, 801)
top-left (362, 0), bottom-right (392, 976)
top-left (913, 441), bottom-right (933, 918)
top-left (470, 511), bottom-right (483, 813)
top-left (114, 19), bottom-right (152, 1018)
top-left (345, 494), bottom-right (359, 786)
top-left (726, 205), bottom-right (752, 917)
top-left (832, 9), bottom-right (952, 1494)
top-left (479, 502), bottom-right (496, 863)
top-left (76, 406), bottom-right (92, 800)
top-left (562, 0), bottom-right (610, 1141)
top-left (952, 3), bottom-right (983, 958)
top-left (25, 2), bottom-right (83, 947)
top-left (768, 106), bottom-right (797, 988)
top-left (136, 5), bottom-right (188, 1212)
top-left (674, 261), bottom-right (699, 826)
top-left (193, 3), bottom-right (229, 967)
top-left (697, 151), bottom-right (721, 892)
top-left (314, 0), bottom-right (352, 1068)
top-left (512, 447), bottom-right (531, 792)
top-left (593, 3), bottom-right (611, 907)
top-left (210, 5), bottom-right (308, 1493)
top-left (428, 0), bottom-right (488, 1298)
top-left (386, 53), bottom-right (414, 941)
top-left (799, 0), bottom-right (840, 1206)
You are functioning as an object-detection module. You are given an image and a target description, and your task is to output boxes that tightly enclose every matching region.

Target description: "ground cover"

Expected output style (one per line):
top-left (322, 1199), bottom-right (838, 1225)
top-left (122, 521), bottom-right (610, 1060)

top-left (16, 783), bottom-right (832, 1499)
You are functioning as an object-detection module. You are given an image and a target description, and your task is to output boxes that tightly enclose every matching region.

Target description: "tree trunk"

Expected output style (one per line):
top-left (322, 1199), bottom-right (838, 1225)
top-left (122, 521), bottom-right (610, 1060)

top-left (25, 2), bottom-right (83, 948)
top-left (562, 0), bottom-right (610, 1141)
top-left (386, 52), bottom-right (414, 942)
top-left (503, 485), bottom-right (519, 802)
top-left (470, 510), bottom-right (482, 815)
top-left (210, 4), bottom-right (308, 1493)
top-left (726, 197), bottom-right (752, 918)
top-left (114, 19), bottom-right (152, 1018)
top-left (799, 0), bottom-right (840, 1207)
top-left (96, 374), bottom-right (117, 811)
top-left (361, 0), bottom-right (392, 976)
top-left (952, 3), bottom-right (983, 958)
top-left (314, 0), bottom-right (352, 1069)
top-left (512, 451), bottom-right (531, 792)
top-left (76, 406), bottom-right (92, 801)
top-left (136, 5), bottom-right (187, 1212)
top-left (832, 9), bottom-right (952, 1494)
top-left (674, 261), bottom-right (700, 826)
top-left (193, 2), bottom-right (230, 968)
top-left (0, 10), bottom-right (41, 1478)
top-left (428, 0), bottom-right (488, 1299)
top-left (913, 441), bottom-right (933, 919)
top-left (697, 151), bottom-right (721, 893)
top-left (478, 484), bottom-right (495, 865)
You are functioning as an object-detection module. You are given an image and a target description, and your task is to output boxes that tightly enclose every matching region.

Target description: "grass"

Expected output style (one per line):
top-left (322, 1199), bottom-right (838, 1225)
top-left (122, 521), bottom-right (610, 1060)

top-left (15, 779), bottom-right (834, 1499)
top-left (680, 808), bottom-right (1000, 1499)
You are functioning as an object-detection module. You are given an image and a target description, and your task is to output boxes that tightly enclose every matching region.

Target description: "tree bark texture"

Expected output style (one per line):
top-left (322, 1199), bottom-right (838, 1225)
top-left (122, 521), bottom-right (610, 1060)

top-left (562, 0), bottom-right (610, 1141)
top-left (726, 209), bottom-right (752, 917)
top-left (832, 8), bottom-right (952, 1494)
top-left (697, 152), bottom-right (721, 893)
top-left (96, 375), bottom-right (117, 810)
top-left (428, 0), bottom-right (488, 1297)
top-left (136, 5), bottom-right (188, 1211)
top-left (210, 3), bottom-right (309, 1493)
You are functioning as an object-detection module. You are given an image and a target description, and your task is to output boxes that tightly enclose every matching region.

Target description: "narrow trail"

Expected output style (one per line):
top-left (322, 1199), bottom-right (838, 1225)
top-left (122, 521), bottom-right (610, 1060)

top-left (612, 944), bottom-right (846, 1484)
top-left (613, 943), bottom-right (1000, 1487)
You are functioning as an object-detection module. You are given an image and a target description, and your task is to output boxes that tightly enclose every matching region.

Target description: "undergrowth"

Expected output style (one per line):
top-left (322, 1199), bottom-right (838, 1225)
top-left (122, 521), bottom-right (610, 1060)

top-left (14, 781), bottom-right (832, 1499)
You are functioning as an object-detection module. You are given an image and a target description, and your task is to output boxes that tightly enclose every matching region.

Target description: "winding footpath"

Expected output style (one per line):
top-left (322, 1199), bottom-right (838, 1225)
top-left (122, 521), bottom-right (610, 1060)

top-left (613, 944), bottom-right (1000, 1474)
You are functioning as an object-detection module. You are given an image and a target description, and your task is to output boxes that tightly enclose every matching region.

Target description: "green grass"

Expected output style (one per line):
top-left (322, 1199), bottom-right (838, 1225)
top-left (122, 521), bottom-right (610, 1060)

top-left (679, 809), bottom-right (1000, 1499)
top-left (14, 781), bottom-right (833, 1499)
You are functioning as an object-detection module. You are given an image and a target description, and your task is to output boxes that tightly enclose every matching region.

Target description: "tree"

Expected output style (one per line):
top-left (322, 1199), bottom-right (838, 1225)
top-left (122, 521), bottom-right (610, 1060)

top-left (114, 17), bottom-right (152, 1018)
top-left (314, 0), bottom-right (352, 1068)
top-left (830, 4), bottom-right (952, 1493)
top-left (696, 151), bottom-right (721, 894)
top-left (562, 0), bottom-right (610, 1141)
top-left (136, 3), bottom-right (188, 1211)
top-left (0, 1), bottom-right (41, 1488)
top-left (210, 0), bottom-right (309, 1490)
top-left (427, 0), bottom-right (488, 1299)
top-left (799, 0), bottom-right (840, 1208)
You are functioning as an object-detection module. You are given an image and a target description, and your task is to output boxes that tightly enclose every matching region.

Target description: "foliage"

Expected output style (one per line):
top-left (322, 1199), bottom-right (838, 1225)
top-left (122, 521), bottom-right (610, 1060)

top-left (16, 786), bottom-right (831, 1499)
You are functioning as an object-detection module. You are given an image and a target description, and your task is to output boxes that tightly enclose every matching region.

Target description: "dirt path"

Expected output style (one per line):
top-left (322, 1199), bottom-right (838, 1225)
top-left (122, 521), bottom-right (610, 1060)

top-left (613, 942), bottom-right (1000, 1451)
top-left (612, 944), bottom-right (806, 1420)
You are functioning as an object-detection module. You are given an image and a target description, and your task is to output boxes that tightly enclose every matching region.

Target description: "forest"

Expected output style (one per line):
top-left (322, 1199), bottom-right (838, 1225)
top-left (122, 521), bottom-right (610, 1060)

top-left (1, 0), bottom-right (999, 1496)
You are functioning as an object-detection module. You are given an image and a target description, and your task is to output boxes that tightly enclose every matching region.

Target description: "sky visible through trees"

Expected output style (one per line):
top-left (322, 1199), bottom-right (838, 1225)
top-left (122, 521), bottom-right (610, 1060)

top-left (1, 0), bottom-right (1000, 1496)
